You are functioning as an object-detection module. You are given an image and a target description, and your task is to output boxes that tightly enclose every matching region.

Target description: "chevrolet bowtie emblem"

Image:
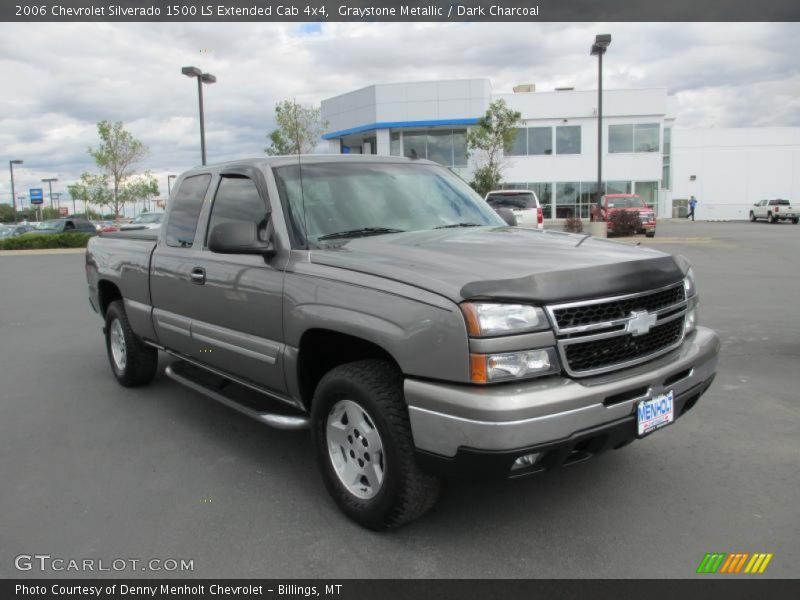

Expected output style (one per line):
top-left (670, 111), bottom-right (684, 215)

top-left (626, 310), bottom-right (658, 336)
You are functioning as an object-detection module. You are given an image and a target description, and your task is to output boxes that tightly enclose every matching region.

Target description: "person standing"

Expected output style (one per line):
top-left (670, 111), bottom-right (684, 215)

top-left (687, 195), bottom-right (698, 221)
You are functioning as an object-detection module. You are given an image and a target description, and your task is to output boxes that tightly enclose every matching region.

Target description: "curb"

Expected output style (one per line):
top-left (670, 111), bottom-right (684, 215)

top-left (0, 248), bottom-right (87, 256)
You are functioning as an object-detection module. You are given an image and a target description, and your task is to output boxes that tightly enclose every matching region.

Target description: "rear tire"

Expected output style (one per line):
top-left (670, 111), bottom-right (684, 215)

top-left (104, 300), bottom-right (158, 387)
top-left (793, 218), bottom-right (799, 225)
top-left (311, 360), bottom-right (441, 530)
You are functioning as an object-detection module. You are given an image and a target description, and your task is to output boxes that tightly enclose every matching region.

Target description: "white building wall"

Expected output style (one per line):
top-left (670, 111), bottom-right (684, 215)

top-left (672, 128), bottom-right (800, 220)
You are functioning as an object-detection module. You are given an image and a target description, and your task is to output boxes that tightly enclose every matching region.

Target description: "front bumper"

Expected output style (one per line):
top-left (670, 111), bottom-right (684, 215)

top-left (405, 327), bottom-right (719, 473)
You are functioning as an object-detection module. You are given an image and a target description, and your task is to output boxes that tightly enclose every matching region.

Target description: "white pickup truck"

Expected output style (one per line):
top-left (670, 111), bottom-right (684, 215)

top-left (750, 199), bottom-right (798, 224)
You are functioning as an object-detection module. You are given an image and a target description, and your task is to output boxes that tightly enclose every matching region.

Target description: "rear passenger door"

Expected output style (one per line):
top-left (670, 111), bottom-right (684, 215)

top-left (150, 173), bottom-right (214, 357)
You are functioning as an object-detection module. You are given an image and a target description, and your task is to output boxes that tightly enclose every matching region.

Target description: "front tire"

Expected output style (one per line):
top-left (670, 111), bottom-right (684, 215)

top-left (104, 300), bottom-right (158, 387)
top-left (311, 360), bottom-right (441, 530)
top-left (749, 212), bottom-right (756, 222)
top-left (792, 218), bottom-right (799, 225)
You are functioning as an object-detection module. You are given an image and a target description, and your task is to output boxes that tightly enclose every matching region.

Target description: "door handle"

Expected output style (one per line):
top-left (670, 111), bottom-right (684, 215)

top-left (190, 267), bottom-right (206, 285)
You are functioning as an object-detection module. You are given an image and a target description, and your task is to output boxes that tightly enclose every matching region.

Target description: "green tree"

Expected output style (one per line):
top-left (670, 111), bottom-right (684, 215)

top-left (121, 171), bottom-right (160, 213)
top-left (67, 173), bottom-right (113, 216)
top-left (265, 100), bottom-right (328, 155)
top-left (88, 120), bottom-right (148, 217)
top-left (465, 99), bottom-right (523, 197)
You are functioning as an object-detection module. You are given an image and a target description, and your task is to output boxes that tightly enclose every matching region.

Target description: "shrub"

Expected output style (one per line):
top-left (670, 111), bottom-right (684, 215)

top-left (563, 216), bottom-right (583, 233)
top-left (0, 233), bottom-right (94, 251)
top-left (607, 210), bottom-right (641, 237)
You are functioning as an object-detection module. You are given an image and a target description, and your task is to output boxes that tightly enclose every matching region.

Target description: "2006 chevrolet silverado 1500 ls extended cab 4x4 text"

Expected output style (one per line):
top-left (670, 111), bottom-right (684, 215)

top-left (85, 155), bottom-right (720, 529)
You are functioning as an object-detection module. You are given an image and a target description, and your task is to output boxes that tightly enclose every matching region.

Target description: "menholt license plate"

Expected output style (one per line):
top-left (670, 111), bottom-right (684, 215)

top-left (637, 390), bottom-right (674, 436)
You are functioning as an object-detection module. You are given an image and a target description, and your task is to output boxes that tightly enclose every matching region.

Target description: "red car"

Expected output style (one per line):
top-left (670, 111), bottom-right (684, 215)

top-left (592, 194), bottom-right (656, 237)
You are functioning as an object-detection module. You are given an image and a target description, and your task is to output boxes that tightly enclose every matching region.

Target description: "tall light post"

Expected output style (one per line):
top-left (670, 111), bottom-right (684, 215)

top-left (42, 177), bottom-right (58, 213)
top-left (590, 34), bottom-right (611, 221)
top-left (167, 174), bottom-right (177, 197)
top-left (182, 66), bottom-right (216, 166)
top-left (9, 159), bottom-right (23, 223)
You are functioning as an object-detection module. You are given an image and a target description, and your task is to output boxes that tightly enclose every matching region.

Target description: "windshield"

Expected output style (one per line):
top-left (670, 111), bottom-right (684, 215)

top-left (36, 220), bottom-right (64, 230)
top-left (606, 196), bottom-right (646, 209)
top-left (486, 192), bottom-right (538, 210)
top-left (273, 162), bottom-right (504, 246)
top-left (133, 213), bottom-right (162, 224)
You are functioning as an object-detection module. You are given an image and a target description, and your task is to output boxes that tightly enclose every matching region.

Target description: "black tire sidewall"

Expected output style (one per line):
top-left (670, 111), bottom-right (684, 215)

top-left (104, 300), bottom-right (157, 387)
top-left (311, 365), bottom-right (409, 529)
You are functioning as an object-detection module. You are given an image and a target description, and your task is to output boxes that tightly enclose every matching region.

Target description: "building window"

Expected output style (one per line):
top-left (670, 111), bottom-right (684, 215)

top-left (634, 181), bottom-right (658, 207)
top-left (529, 127), bottom-right (553, 155)
top-left (506, 128), bottom-right (528, 156)
top-left (661, 127), bottom-right (671, 189)
top-left (556, 182), bottom-right (580, 217)
top-left (556, 126), bottom-right (581, 155)
top-left (609, 123), bottom-right (661, 153)
top-left (452, 130), bottom-right (467, 167)
top-left (390, 132), bottom-right (401, 156)
top-left (606, 181), bottom-right (632, 195)
top-left (400, 128), bottom-right (467, 168)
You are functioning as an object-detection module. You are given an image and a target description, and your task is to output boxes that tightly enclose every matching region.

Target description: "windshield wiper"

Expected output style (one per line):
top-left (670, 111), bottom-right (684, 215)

top-left (317, 227), bottom-right (405, 241)
top-left (433, 222), bottom-right (483, 229)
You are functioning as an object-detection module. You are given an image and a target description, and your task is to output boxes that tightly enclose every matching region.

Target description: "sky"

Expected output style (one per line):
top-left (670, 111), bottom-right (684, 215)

top-left (1, 21), bottom-right (799, 212)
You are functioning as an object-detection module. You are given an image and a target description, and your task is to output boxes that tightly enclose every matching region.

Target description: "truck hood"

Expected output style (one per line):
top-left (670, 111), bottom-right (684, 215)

top-left (310, 226), bottom-right (688, 304)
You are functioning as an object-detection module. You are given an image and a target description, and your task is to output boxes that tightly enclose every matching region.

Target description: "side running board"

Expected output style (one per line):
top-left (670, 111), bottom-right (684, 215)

top-left (165, 361), bottom-right (309, 431)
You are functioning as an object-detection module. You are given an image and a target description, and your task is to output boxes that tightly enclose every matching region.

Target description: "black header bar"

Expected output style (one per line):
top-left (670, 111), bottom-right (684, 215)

top-left (4, 0), bottom-right (800, 22)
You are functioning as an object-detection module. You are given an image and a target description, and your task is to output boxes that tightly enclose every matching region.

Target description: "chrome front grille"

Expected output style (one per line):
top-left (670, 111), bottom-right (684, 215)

top-left (547, 282), bottom-right (687, 377)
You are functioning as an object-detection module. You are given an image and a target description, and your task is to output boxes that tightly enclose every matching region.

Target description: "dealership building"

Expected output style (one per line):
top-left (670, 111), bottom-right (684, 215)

top-left (320, 79), bottom-right (800, 220)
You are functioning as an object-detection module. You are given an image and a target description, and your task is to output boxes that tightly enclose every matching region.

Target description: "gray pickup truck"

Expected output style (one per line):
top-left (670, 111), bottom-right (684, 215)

top-left (86, 155), bottom-right (720, 529)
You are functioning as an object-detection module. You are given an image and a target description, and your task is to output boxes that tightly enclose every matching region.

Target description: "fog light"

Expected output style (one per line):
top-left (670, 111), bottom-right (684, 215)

top-left (511, 453), bottom-right (541, 471)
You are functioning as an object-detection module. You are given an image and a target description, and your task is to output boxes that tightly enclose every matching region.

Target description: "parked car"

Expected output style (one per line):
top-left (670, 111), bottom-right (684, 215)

top-left (485, 190), bottom-right (543, 229)
top-left (86, 155), bottom-right (718, 529)
top-left (592, 194), bottom-right (656, 237)
top-left (750, 199), bottom-right (798, 224)
top-left (120, 213), bottom-right (163, 230)
top-left (31, 218), bottom-right (97, 235)
top-left (0, 224), bottom-right (36, 238)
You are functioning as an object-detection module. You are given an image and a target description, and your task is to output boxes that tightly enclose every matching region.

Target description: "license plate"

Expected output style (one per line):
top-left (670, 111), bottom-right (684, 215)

top-left (637, 390), bottom-right (674, 436)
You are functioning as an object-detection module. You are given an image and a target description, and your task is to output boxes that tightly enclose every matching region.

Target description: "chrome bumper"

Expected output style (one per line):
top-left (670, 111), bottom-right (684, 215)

top-left (405, 327), bottom-right (720, 458)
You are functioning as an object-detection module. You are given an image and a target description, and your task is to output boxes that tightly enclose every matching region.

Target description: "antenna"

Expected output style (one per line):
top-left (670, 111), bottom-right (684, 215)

top-left (292, 98), bottom-right (309, 250)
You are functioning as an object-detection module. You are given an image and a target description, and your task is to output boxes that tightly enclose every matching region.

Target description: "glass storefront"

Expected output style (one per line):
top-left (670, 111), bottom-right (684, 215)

top-left (391, 128), bottom-right (468, 167)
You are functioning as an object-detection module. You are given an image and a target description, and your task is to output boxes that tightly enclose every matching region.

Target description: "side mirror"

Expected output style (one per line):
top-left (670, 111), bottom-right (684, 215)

top-left (208, 217), bottom-right (274, 255)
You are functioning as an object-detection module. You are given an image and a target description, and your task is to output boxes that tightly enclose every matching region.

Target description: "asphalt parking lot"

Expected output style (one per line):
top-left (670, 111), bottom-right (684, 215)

top-left (1, 220), bottom-right (798, 579)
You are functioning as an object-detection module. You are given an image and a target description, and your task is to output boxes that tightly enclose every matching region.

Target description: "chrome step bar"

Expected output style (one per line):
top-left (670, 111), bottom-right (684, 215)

top-left (164, 363), bottom-right (309, 431)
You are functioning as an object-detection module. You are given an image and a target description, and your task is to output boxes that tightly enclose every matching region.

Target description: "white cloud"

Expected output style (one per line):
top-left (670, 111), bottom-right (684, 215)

top-left (1, 21), bottom-right (798, 207)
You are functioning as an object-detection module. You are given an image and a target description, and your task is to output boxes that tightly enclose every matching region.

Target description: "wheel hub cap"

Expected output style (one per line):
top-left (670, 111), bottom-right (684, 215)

top-left (110, 318), bottom-right (127, 370)
top-left (326, 399), bottom-right (385, 500)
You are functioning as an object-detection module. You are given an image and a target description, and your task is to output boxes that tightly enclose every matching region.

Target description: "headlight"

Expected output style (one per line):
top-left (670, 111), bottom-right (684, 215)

top-left (470, 348), bottom-right (559, 383)
top-left (461, 303), bottom-right (549, 337)
top-left (683, 268), bottom-right (696, 298)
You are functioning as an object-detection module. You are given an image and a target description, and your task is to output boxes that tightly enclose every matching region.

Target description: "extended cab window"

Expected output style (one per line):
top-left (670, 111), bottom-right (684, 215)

top-left (166, 174), bottom-right (212, 248)
top-left (770, 199), bottom-right (790, 206)
top-left (207, 176), bottom-right (267, 241)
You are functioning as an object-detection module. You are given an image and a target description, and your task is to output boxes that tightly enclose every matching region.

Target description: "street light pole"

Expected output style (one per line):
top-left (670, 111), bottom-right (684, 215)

top-left (9, 160), bottom-right (23, 223)
top-left (591, 34), bottom-right (611, 220)
top-left (182, 66), bottom-right (216, 166)
top-left (42, 177), bottom-right (58, 215)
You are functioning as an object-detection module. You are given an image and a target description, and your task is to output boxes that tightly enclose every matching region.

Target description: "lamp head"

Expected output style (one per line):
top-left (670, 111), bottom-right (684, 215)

top-left (181, 66), bottom-right (202, 78)
top-left (201, 73), bottom-right (216, 84)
